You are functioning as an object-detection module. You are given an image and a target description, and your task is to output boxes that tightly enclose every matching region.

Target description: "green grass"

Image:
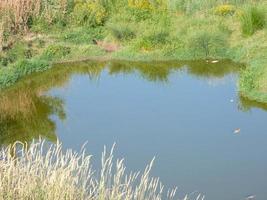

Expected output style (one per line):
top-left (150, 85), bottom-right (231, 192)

top-left (0, 58), bottom-right (50, 89)
top-left (240, 6), bottom-right (266, 36)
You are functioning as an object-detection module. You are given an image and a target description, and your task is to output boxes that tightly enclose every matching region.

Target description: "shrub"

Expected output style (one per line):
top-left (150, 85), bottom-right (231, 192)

top-left (42, 45), bottom-right (71, 60)
top-left (135, 29), bottom-right (170, 50)
top-left (108, 23), bottom-right (136, 41)
top-left (13, 59), bottom-right (50, 75)
top-left (0, 42), bottom-right (32, 66)
top-left (128, 0), bottom-right (151, 9)
top-left (240, 6), bottom-right (266, 36)
top-left (188, 30), bottom-right (228, 58)
top-left (239, 61), bottom-right (264, 96)
top-left (72, 0), bottom-right (108, 26)
top-left (128, 0), bottom-right (168, 10)
top-left (214, 4), bottom-right (236, 16)
top-left (0, 58), bottom-right (50, 88)
top-left (127, 7), bottom-right (152, 21)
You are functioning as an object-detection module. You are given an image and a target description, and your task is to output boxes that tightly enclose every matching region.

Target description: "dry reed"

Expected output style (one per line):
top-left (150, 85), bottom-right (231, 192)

top-left (0, 140), bottom-right (204, 200)
top-left (0, 0), bottom-right (41, 31)
top-left (0, 0), bottom-right (68, 34)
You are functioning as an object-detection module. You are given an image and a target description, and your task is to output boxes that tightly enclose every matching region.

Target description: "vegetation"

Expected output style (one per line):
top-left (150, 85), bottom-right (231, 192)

top-left (0, 139), bottom-right (203, 200)
top-left (0, 0), bottom-right (267, 103)
top-left (240, 6), bottom-right (266, 36)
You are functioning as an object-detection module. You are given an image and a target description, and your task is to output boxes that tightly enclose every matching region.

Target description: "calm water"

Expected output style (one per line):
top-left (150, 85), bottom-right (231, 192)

top-left (0, 60), bottom-right (267, 200)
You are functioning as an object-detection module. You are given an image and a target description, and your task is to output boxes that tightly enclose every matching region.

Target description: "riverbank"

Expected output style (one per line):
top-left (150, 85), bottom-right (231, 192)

top-left (0, 0), bottom-right (267, 103)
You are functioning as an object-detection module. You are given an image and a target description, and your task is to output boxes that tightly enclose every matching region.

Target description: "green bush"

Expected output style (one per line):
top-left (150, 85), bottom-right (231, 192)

top-left (240, 6), bottom-right (266, 36)
top-left (42, 45), bottom-right (71, 60)
top-left (239, 60), bottom-right (265, 97)
top-left (128, 0), bottom-right (168, 10)
top-left (135, 29), bottom-right (170, 50)
top-left (187, 30), bottom-right (228, 58)
top-left (127, 7), bottom-right (152, 22)
top-left (72, 1), bottom-right (108, 27)
top-left (108, 23), bottom-right (136, 41)
top-left (0, 59), bottom-right (50, 89)
top-left (0, 42), bottom-right (31, 66)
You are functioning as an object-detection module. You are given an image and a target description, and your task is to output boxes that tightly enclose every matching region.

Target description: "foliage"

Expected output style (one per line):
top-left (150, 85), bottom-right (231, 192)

top-left (240, 6), bottom-right (266, 36)
top-left (72, 0), bottom-right (114, 26)
top-left (1, 42), bottom-right (31, 66)
top-left (239, 60), bottom-right (267, 103)
top-left (214, 4), bottom-right (236, 16)
top-left (128, 0), bottom-right (168, 10)
top-left (136, 30), bottom-right (170, 50)
top-left (187, 30), bottom-right (228, 58)
top-left (0, 59), bottom-right (50, 89)
top-left (108, 23), bottom-right (136, 41)
top-left (61, 27), bottom-right (105, 44)
top-left (42, 45), bottom-right (71, 59)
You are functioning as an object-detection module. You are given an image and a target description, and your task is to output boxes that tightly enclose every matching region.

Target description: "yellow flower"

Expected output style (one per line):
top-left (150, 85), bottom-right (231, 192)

top-left (214, 5), bottom-right (236, 16)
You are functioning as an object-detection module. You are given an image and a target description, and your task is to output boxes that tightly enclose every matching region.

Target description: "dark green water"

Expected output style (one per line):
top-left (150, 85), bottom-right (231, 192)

top-left (0, 60), bottom-right (266, 200)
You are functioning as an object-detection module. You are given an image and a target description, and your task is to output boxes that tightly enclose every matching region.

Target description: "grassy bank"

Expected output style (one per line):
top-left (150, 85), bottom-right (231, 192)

top-left (0, 0), bottom-right (267, 103)
top-left (0, 139), bottom-right (203, 200)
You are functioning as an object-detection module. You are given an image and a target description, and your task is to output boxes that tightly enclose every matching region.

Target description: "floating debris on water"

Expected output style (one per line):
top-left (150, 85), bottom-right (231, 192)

top-left (234, 128), bottom-right (241, 134)
top-left (230, 99), bottom-right (234, 103)
top-left (245, 194), bottom-right (256, 200)
top-left (211, 60), bottom-right (219, 63)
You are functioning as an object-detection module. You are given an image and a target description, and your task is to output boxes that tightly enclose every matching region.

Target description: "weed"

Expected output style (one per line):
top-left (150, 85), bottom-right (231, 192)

top-left (240, 6), bottom-right (266, 36)
top-left (0, 140), bottom-right (204, 200)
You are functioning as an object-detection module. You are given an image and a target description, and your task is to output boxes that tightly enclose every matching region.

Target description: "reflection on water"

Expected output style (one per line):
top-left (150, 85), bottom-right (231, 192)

top-left (0, 59), bottom-right (263, 147)
top-left (0, 86), bottom-right (65, 146)
top-left (239, 95), bottom-right (267, 112)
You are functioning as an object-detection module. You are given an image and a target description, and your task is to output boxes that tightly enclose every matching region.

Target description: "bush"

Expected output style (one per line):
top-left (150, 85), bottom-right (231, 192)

top-left (72, 1), bottom-right (108, 27)
top-left (240, 6), bottom-right (266, 36)
top-left (128, 0), bottom-right (168, 10)
top-left (0, 58), bottom-right (50, 89)
top-left (108, 23), bottom-right (136, 41)
top-left (42, 45), bottom-right (71, 60)
top-left (135, 29), bottom-right (170, 50)
top-left (0, 42), bottom-right (32, 67)
top-left (188, 30), bottom-right (228, 58)
top-left (239, 61), bottom-right (264, 96)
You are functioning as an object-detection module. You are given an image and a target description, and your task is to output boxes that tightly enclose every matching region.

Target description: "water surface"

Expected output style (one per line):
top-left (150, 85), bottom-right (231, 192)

top-left (0, 60), bottom-right (267, 200)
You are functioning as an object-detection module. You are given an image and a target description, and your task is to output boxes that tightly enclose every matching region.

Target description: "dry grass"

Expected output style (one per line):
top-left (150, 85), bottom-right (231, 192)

top-left (0, 0), bottom-right (68, 42)
top-left (0, 140), bottom-right (204, 200)
top-left (0, 20), bottom-right (4, 50)
top-left (0, 0), bottom-right (41, 32)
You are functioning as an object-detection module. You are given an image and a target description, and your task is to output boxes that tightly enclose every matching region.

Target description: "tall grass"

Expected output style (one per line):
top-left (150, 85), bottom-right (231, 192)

top-left (0, 140), bottom-right (204, 200)
top-left (0, 0), bottom-right (41, 32)
top-left (240, 6), bottom-right (266, 36)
